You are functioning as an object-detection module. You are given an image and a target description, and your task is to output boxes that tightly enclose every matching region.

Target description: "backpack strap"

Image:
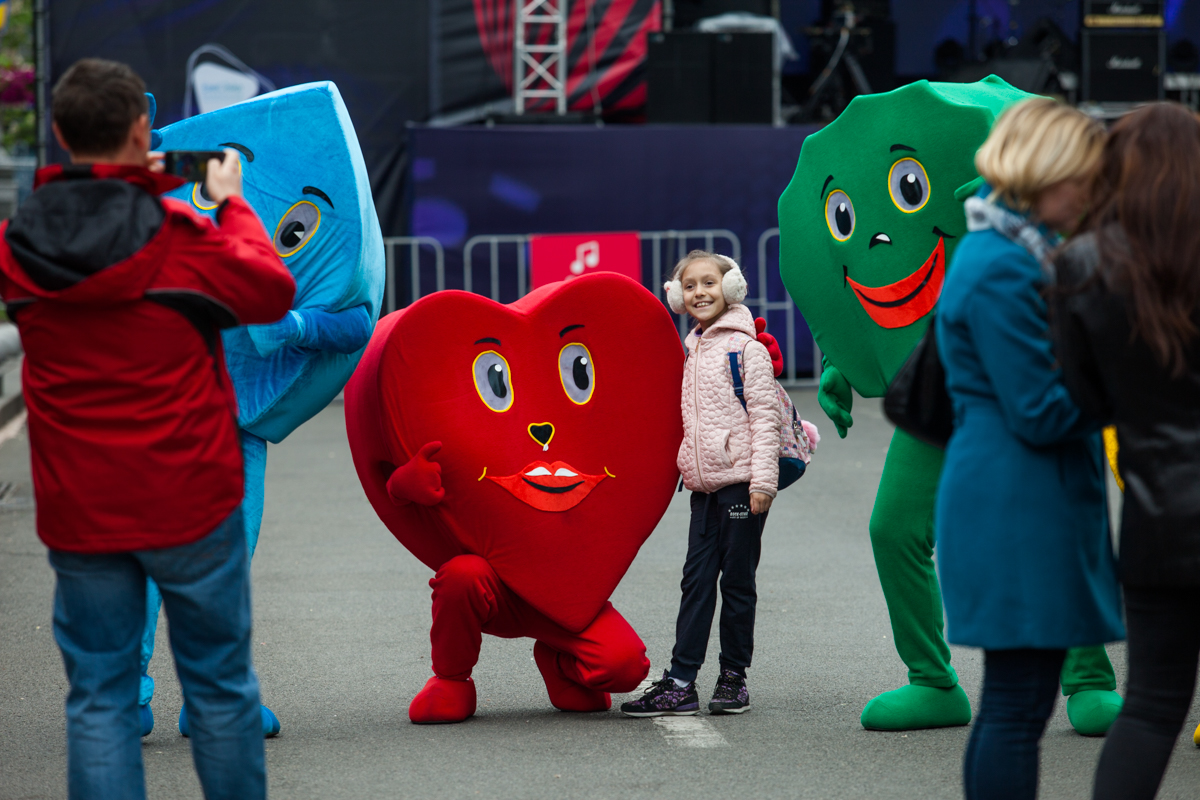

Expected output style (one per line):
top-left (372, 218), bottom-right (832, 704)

top-left (728, 351), bottom-right (748, 413)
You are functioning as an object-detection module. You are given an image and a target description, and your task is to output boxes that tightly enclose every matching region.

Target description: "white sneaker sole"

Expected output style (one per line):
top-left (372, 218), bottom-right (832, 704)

top-left (621, 708), bottom-right (701, 718)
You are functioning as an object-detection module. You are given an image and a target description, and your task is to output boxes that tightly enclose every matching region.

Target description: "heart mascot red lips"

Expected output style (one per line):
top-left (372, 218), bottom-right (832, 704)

top-left (344, 273), bottom-right (684, 633)
top-left (488, 460), bottom-right (607, 512)
top-left (846, 237), bottom-right (946, 329)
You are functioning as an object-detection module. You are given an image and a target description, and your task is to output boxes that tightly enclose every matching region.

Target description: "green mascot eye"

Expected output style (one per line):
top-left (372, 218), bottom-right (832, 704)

top-left (889, 158), bottom-right (930, 213)
top-left (825, 190), bottom-right (855, 241)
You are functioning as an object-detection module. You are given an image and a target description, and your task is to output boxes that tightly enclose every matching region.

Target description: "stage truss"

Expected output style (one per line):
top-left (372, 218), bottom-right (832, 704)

top-left (514, 0), bottom-right (568, 114)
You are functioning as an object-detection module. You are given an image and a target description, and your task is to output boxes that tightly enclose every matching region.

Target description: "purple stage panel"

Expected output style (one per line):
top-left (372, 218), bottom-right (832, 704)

top-left (407, 123), bottom-right (821, 377)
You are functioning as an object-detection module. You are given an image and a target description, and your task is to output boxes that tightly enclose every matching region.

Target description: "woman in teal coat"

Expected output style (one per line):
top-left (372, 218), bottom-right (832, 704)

top-left (934, 99), bottom-right (1124, 800)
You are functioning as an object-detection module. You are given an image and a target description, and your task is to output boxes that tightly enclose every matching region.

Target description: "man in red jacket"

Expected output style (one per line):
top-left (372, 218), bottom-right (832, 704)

top-left (0, 59), bottom-right (295, 800)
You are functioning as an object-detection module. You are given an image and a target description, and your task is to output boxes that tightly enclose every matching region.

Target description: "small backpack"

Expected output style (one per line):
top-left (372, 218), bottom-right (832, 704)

top-left (683, 332), bottom-right (818, 491)
top-left (727, 347), bottom-right (816, 490)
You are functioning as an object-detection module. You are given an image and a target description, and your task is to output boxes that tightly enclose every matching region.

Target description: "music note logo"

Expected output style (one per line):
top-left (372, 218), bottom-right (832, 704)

top-left (569, 241), bottom-right (600, 275)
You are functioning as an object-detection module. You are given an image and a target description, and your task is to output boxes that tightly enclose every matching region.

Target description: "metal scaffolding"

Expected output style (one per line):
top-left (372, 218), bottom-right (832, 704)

top-left (513, 0), bottom-right (568, 115)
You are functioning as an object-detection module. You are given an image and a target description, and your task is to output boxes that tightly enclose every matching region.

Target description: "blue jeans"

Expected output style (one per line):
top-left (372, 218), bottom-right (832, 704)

top-left (49, 509), bottom-right (265, 800)
top-left (140, 431), bottom-right (267, 705)
top-left (964, 648), bottom-right (1066, 800)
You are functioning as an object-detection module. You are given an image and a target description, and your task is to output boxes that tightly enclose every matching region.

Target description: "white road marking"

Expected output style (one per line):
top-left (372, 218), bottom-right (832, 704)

top-left (0, 410), bottom-right (25, 449)
top-left (652, 717), bottom-right (728, 748)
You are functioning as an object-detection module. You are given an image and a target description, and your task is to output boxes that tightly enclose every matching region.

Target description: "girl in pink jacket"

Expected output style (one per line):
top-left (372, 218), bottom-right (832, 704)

top-left (621, 250), bottom-right (781, 718)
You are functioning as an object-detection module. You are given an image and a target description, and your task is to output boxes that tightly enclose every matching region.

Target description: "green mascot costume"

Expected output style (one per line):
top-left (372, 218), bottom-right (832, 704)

top-left (778, 76), bottom-right (1123, 733)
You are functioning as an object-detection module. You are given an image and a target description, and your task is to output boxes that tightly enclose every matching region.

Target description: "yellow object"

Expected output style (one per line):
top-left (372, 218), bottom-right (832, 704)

top-left (1194, 721), bottom-right (1200, 748)
top-left (0, 4), bottom-right (9, 33)
top-left (1103, 426), bottom-right (1124, 493)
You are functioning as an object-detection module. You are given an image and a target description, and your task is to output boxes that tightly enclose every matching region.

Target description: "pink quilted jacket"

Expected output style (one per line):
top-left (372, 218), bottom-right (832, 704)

top-left (677, 304), bottom-right (781, 497)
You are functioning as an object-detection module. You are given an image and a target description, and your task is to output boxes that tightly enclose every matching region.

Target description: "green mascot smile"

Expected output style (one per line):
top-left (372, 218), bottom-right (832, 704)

top-left (779, 76), bottom-right (1124, 734)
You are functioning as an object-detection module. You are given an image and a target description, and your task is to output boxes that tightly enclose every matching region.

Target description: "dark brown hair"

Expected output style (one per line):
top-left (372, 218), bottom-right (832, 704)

top-left (52, 59), bottom-right (148, 156)
top-left (1084, 103), bottom-right (1200, 375)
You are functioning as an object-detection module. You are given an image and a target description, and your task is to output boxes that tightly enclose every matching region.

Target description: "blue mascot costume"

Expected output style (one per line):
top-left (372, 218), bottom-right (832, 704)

top-left (138, 83), bottom-right (384, 737)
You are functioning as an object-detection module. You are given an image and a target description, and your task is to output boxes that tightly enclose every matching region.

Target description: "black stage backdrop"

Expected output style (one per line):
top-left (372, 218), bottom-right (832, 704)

top-left (46, 1), bottom-right (430, 236)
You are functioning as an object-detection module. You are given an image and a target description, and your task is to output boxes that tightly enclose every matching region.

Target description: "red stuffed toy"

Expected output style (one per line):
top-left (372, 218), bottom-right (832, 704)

top-left (345, 273), bottom-right (684, 723)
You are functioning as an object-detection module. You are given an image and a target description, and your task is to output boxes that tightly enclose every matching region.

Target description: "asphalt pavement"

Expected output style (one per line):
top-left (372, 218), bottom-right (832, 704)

top-left (3, 393), bottom-right (1199, 799)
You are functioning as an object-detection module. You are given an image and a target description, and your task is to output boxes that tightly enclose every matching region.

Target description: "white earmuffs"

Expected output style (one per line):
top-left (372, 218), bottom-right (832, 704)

top-left (663, 255), bottom-right (748, 315)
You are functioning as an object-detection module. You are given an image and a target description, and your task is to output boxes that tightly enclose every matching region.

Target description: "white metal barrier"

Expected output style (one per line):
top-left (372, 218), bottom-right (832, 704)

top-left (460, 229), bottom-right (740, 304)
top-left (641, 229), bottom-right (742, 287)
top-left (382, 236), bottom-right (445, 314)
top-left (384, 227), bottom-right (817, 383)
top-left (462, 234), bottom-right (529, 300)
top-left (749, 228), bottom-right (821, 387)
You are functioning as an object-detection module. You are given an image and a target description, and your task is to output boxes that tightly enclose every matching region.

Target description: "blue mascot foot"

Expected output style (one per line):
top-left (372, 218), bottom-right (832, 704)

top-left (178, 703), bottom-right (280, 738)
top-left (261, 705), bottom-right (281, 737)
top-left (139, 704), bottom-right (154, 737)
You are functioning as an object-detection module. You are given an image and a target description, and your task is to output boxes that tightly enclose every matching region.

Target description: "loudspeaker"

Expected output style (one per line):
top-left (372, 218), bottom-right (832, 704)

top-left (647, 32), bottom-right (774, 124)
top-left (1082, 1), bottom-right (1164, 28)
top-left (712, 33), bottom-right (773, 123)
top-left (1082, 28), bottom-right (1164, 102)
top-left (648, 32), bottom-right (713, 123)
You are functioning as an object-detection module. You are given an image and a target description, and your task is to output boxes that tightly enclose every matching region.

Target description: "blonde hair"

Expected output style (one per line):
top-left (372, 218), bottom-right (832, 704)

top-left (669, 249), bottom-right (737, 282)
top-left (974, 97), bottom-right (1105, 210)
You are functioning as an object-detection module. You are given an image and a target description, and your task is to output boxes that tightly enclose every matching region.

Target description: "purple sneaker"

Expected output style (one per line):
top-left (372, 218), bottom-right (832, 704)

top-left (709, 667), bottom-right (750, 714)
top-left (620, 671), bottom-right (700, 717)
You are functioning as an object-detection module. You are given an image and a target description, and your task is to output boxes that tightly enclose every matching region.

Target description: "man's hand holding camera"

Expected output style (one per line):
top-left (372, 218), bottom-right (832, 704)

top-left (204, 150), bottom-right (243, 203)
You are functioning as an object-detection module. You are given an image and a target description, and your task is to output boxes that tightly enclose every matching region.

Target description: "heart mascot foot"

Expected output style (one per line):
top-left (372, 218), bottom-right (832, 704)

top-left (409, 676), bottom-right (477, 724)
top-left (1066, 689), bottom-right (1123, 736)
top-left (860, 683), bottom-right (972, 731)
top-left (534, 641), bottom-right (611, 712)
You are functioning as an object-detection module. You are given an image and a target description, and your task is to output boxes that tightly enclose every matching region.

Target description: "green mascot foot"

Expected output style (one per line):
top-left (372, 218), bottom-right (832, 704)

top-left (1066, 689), bottom-right (1123, 736)
top-left (861, 684), bottom-right (972, 731)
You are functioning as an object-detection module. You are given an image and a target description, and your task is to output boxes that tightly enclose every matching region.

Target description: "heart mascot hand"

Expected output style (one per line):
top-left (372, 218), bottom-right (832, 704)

top-left (753, 317), bottom-right (785, 379)
top-left (345, 272), bottom-right (684, 723)
top-left (386, 441), bottom-right (445, 506)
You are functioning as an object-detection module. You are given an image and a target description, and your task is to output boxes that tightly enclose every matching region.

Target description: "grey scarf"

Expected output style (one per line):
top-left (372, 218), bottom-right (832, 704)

top-left (964, 195), bottom-right (1061, 279)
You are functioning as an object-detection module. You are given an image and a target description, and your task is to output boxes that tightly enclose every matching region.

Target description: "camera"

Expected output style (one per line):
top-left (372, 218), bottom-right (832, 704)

top-left (163, 150), bottom-right (227, 183)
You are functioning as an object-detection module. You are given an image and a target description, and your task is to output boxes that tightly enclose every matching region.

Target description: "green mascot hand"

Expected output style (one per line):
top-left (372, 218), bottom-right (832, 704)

top-left (818, 362), bottom-right (854, 438)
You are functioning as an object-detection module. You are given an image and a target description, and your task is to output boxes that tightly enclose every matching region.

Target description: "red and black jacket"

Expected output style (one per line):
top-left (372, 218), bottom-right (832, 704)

top-left (0, 164), bottom-right (295, 553)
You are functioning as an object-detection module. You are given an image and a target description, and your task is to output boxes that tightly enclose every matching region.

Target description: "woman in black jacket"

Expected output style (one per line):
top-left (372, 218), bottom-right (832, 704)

top-left (1054, 103), bottom-right (1200, 800)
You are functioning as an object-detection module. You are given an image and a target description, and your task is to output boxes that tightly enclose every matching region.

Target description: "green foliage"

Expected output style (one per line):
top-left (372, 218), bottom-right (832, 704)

top-left (0, 0), bottom-right (32, 67)
top-left (0, 0), bottom-right (34, 154)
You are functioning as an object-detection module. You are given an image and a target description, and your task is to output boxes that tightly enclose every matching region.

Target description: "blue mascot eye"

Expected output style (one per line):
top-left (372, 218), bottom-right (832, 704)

top-left (191, 181), bottom-right (218, 211)
top-left (472, 351), bottom-right (513, 412)
top-left (280, 220), bottom-right (306, 249)
top-left (559, 343), bottom-right (594, 404)
top-left (274, 200), bottom-right (321, 257)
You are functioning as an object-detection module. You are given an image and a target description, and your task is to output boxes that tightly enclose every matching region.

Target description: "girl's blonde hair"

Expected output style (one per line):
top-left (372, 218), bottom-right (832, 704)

top-left (669, 249), bottom-right (737, 283)
top-left (975, 97), bottom-right (1105, 210)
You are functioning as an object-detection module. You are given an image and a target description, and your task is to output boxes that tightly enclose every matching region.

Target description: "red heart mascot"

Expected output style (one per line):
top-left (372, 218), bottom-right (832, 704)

top-left (345, 272), bottom-right (684, 723)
